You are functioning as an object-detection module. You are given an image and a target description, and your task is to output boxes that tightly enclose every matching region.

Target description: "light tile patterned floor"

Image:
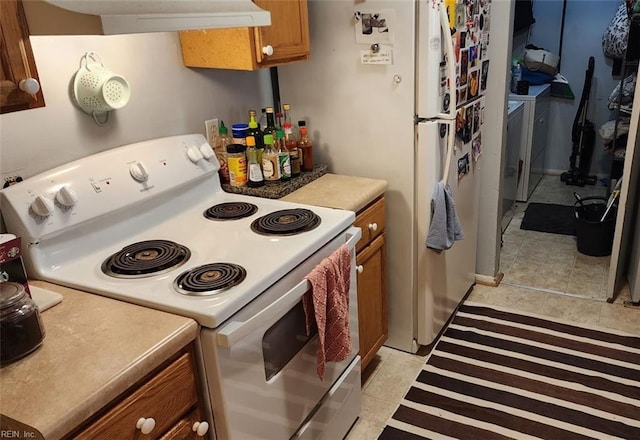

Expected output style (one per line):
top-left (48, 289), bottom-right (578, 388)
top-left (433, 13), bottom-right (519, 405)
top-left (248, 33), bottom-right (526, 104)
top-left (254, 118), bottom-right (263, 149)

top-left (501, 174), bottom-right (611, 300)
top-left (345, 175), bottom-right (639, 439)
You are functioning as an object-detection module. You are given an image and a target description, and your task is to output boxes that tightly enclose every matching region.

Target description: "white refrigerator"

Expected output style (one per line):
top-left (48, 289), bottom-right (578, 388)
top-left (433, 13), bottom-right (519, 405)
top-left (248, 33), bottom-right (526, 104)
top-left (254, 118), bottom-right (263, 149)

top-left (279, 0), bottom-right (490, 352)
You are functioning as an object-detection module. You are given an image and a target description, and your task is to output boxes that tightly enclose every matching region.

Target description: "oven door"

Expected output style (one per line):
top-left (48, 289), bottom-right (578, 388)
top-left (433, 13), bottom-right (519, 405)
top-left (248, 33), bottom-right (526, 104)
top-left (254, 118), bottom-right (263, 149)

top-left (199, 227), bottom-right (361, 440)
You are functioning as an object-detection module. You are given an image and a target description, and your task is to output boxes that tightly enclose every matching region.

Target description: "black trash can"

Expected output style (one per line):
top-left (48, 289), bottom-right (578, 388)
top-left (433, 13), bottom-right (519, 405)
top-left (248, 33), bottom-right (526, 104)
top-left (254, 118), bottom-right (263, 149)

top-left (574, 196), bottom-right (616, 257)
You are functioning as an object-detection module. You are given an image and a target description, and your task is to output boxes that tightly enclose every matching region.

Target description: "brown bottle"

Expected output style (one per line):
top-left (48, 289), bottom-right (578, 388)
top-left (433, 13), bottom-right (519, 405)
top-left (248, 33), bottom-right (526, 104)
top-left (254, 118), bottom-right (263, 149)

top-left (298, 121), bottom-right (313, 172)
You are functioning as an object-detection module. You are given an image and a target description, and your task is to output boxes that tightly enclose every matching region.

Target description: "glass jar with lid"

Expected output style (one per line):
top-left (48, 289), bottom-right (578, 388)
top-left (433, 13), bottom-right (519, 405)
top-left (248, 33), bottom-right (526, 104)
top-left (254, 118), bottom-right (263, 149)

top-left (1, 282), bottom-right (45, 364)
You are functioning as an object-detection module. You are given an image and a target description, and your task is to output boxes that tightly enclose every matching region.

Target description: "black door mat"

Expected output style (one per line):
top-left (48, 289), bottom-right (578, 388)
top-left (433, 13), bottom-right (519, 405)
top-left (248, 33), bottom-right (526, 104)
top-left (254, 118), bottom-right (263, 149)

top-left (520, 203), bottom-right (576, 235)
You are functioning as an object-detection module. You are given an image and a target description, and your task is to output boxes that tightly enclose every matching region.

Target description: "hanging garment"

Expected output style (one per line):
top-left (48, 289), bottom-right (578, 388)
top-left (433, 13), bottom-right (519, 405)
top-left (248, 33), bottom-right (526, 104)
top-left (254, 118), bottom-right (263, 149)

top-left (602, 1), bottom-right (630, 60)
top-left (425, 181), bottom-right (464, 252)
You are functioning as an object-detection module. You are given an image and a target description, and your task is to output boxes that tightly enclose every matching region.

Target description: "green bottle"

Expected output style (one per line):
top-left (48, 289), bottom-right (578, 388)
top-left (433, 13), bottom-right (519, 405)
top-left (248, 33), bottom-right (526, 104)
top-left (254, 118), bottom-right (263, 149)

top-left (247, 110), bottom-right (264, 164)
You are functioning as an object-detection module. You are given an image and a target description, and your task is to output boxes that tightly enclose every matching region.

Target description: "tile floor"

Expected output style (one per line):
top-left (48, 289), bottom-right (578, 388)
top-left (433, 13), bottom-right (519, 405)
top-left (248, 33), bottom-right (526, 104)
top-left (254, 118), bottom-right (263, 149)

top-left (501, 174), bottom-right (612, 300)
top-left (345, 175), bottom-right (639, 439)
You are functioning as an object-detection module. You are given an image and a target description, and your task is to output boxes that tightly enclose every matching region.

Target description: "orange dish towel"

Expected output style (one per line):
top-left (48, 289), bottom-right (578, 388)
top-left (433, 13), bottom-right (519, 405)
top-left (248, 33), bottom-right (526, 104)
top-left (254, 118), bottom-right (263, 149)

top-left (303, 244), bottom-right (352, 380)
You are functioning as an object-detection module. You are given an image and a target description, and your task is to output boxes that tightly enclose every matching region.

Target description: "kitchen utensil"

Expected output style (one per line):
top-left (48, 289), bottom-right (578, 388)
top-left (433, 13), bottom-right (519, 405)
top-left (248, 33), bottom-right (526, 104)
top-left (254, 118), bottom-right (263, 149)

top-left (72, 52), bottom-right (130, 125)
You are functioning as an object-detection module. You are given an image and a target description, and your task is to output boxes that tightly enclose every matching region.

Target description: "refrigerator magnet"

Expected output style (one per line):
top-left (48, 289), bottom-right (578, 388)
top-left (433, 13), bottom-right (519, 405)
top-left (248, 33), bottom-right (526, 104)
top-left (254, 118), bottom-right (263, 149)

top-left (458, 153), bottom-right (470, 179)
top-left (460, 50), bottom-right (468, 85)
top-left (473, 102), bottom-right (481, 134)
top-left (455, 108), bottom-right (466, 141)
top-left (472, 133), bottom-right (482, 161)
top-left (354, 10), bottom-right (395, 44)
top-left (469, 45), bottom-right (478, 69)
top-left (455, 3), bottom-right (466, 28)
top-left (480, 60), bottom-right (489, 91)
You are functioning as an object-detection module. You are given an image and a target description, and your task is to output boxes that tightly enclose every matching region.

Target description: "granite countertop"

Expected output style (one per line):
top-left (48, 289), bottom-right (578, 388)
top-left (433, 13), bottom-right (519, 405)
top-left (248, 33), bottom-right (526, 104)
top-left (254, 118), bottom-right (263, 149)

top-left (0, 280), bottom-right (198, 440)
top-left (222, 163), bottom-right (328, 199)
top-left (281, 174), bottom-right (388, 213)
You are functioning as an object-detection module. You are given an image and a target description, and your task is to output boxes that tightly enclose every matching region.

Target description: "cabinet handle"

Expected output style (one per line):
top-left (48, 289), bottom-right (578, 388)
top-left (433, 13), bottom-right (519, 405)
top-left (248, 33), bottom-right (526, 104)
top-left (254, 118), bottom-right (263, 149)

top-left (357, 265), bottom-right (364, 274)
top-left (136, 417), bottom-right (156, 435)
top-left (368, 223), bottom-right (378, 232)
top-left (19, 78), bottom-right (40, 95)
top-left (262, 45), bottom-right (274, 56)
top-left (192, 421), bottom-right (210, 436)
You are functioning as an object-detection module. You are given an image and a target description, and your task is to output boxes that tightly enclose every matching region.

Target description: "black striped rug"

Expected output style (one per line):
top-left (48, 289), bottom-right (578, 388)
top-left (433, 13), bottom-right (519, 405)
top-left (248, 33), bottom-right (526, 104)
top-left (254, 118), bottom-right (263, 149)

top-left (378, 302), bottom-right (640, 439)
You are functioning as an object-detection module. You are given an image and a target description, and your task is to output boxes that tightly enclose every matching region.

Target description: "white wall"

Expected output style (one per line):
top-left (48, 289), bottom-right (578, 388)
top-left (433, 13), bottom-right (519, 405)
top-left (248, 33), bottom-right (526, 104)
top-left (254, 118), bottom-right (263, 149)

top-left (0, 33), bottom-right (271, 181)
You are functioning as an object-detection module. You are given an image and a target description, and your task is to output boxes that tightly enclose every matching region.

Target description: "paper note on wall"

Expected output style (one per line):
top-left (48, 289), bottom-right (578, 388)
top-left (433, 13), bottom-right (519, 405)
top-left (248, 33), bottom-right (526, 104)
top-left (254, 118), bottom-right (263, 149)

top-left (360, 49), bottom-right (393, 65)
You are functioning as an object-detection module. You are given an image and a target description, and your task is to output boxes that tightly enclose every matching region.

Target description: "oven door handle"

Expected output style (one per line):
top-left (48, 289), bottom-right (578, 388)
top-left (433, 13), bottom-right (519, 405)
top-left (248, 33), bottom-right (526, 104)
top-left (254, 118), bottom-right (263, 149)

top-left (216, 226), bottom-right (361, 348)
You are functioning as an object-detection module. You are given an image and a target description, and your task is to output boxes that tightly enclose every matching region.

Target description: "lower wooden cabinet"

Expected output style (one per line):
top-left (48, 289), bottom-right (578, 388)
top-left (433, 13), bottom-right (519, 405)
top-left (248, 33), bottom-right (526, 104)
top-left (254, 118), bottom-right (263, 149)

top-left (69, 346), bottom-right (209, 440)
top-left (354, 196), bottom-right (388, 371)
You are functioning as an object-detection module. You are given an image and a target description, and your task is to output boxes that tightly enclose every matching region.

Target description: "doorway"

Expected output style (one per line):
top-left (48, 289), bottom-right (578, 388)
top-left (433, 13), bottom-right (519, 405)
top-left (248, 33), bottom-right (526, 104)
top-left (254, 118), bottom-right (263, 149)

top-left (498, 0), bottom-right (631, 302)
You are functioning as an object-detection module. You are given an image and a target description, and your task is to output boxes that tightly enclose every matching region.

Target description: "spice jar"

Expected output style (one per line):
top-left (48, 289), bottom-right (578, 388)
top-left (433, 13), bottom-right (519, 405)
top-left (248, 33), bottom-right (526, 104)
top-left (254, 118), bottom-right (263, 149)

top-left (231, 123), bottom-right (249, 145)
top-left (226, 143), bottom-right (247, 187)
top-left (1, 282), bottom-right (45, 365)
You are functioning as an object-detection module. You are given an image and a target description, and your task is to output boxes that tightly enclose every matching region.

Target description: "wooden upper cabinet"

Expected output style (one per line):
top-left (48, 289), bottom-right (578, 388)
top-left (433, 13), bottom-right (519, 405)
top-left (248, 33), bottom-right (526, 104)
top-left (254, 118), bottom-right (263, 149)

top-left (1, 0), bottom-right (45, 113)
top-left (179, 0), bottom-right (310, 70)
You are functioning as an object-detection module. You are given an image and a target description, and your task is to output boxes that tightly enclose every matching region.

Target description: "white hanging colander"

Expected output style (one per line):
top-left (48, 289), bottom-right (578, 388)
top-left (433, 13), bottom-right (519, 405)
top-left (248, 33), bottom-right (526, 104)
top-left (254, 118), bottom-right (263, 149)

top-left (72, 52), bottom-right (130, 124)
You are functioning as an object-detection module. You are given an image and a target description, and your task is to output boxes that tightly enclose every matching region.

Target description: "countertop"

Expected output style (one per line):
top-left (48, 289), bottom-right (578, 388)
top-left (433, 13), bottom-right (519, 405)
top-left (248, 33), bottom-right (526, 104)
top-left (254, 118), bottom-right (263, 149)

top-left (508, 83), bottom-right (551, 101)
top-left (222, 163), bottom-right (328, 199)
top-left (0, 280), bottom-right (198, 440)
top-left (281, 174), bottom-right (388, 213)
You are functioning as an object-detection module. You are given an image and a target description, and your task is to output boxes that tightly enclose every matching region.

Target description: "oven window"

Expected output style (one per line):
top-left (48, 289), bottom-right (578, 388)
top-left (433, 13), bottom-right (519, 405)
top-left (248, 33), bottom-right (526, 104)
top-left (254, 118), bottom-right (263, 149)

top-left (262, 300), bottom-right (317, 381)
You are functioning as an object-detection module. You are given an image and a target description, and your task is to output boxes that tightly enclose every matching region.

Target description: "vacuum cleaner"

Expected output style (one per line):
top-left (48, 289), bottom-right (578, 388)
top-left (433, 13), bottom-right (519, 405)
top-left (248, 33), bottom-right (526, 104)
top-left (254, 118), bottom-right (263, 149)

top-left (560, 56), bottom-right (597, 187)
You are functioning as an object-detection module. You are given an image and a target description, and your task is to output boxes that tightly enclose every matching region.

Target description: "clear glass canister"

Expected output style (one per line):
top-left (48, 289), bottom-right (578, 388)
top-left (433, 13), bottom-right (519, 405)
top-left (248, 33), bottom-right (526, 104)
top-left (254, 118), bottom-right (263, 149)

top-left (0, 282), bottom-right (45, 365)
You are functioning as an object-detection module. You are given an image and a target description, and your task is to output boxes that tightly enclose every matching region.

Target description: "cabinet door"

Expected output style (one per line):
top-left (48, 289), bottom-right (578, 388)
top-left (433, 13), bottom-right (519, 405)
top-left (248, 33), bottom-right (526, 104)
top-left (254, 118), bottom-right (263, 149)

top-left (179, 0), bottom-right (309, 70)
top-left (253, 0), bottom-right (310, 67)
top-left (73, 353), bottom-right (198, 440)
top-left (1, 0), bottom-right (45, 113)
top-left (356, 234), bottom-right (387, 370)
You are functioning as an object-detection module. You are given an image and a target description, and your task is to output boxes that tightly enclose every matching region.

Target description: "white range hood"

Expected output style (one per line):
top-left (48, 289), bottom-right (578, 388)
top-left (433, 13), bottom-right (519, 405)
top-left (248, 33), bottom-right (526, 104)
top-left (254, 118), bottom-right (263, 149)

top-left (42, 0), bottom-right (271, 34)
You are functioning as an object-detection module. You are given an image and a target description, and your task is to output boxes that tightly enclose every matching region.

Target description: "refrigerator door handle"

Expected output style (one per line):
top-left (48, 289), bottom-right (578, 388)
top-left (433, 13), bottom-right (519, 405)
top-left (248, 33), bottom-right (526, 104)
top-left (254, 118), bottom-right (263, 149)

top-left (442, 120), bottom-right (455, 184)
top-left (436, 1), bottom-right (457, 121)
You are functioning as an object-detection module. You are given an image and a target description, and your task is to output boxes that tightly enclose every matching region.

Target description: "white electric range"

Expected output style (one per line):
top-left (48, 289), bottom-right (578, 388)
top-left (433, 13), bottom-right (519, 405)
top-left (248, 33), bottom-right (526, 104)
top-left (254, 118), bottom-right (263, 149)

top-left (0, 134), bottom-right (362, 440)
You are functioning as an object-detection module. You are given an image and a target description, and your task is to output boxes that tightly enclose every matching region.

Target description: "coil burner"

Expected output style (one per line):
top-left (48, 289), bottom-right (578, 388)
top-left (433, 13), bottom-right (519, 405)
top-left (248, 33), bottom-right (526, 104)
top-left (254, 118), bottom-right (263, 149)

top-left (102, 240), bottom-right (190, 278)
top-left (174, 263), bottom-right (247, 296)
top-left (204, 202), bottom-right (258, 221)
top-left (250, 208), bottom-right (321, 236)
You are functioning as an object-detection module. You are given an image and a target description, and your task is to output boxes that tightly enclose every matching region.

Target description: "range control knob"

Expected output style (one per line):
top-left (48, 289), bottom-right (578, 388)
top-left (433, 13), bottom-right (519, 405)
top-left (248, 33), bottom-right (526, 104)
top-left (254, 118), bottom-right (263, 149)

top-left (129, 162), bottom-right (149, 182)
top-left (199, 143), bottom-right (215, 160)
top-left (187, 145), bottom-right (204, 163)
top-left (55, 185), bottom-right (78, 207)
top-left (31, 195), bottom-right (55, 217)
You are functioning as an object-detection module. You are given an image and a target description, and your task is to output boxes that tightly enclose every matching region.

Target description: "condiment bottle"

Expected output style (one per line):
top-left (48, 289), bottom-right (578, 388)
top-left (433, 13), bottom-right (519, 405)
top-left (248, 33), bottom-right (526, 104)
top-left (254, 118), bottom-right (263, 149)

top-left (276, 129), bottom-right (291, 181)
top-left (263, 107), bottom-right (277, 139)
top-left (262, 134), bottom-right (280, 184)
top-left (298, 121), bottom-right (314, 172)
top-left (283, 104), bottom-right (300, 177)
top-left (226, 143), bottom-right (247, 187)
top-left (247, 110), bottom-right (264, 163)
top-left (212, 120), bottom-right (231, 184)
top-left (246, 135), bottom-right (265, 188)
